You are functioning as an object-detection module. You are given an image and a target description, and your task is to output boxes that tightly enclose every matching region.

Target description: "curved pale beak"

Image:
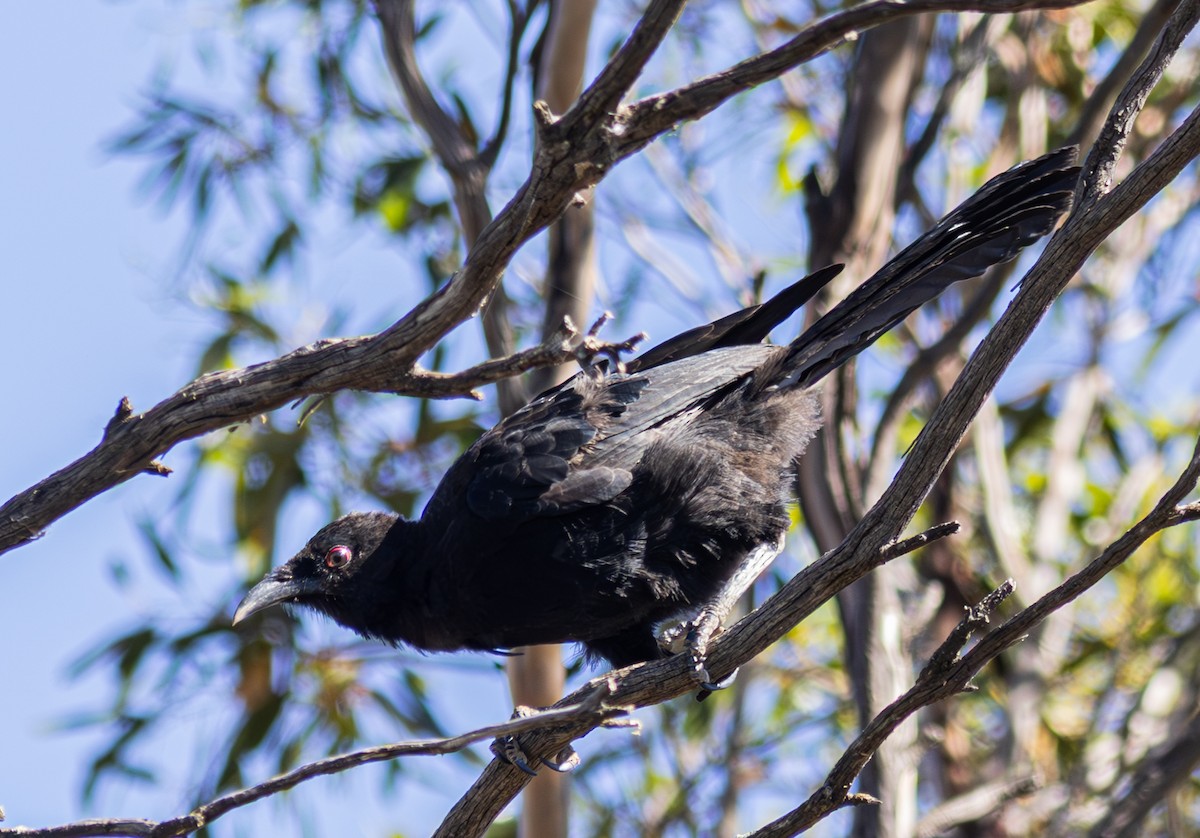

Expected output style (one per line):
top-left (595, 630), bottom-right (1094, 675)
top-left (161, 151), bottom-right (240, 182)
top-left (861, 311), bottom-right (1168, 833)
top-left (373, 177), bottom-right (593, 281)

top-left (233, 570), bottom-right (321, 625)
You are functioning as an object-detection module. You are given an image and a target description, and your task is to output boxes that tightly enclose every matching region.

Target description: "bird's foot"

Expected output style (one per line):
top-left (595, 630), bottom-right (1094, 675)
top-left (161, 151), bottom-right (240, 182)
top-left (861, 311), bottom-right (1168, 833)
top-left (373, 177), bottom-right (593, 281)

top-left (658, 610), bottom-right (737, 694)
top-left (490, 705), bottom-right (580, 776)
top-left (657, 621), bottom-right (688, 655)
top-left (686, 610), bottom-right (739, 693)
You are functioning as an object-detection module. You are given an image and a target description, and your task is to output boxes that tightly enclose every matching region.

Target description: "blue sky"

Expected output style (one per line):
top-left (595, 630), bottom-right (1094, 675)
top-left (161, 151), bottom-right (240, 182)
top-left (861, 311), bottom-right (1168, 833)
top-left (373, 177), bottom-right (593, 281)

top-left (0, 2), bottom-right (260, 829)
top-left (3, 0), bottom-right (182, 825)
top-left (0, 4), bottom-right (464, 833)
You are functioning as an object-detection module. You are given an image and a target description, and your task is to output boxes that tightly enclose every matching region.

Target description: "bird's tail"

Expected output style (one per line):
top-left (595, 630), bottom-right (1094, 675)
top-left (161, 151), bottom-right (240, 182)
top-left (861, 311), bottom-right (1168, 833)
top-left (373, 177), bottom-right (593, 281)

top-left (776, 147), bottom-right (1079, 391)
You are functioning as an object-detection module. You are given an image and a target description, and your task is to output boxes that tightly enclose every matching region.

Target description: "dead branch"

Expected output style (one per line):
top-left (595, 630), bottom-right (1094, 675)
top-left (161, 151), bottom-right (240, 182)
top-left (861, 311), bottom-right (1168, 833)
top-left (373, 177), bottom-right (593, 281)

top-left (0, 684), bottom-right (631, 838)
top-left (745, 581), bottom-right (1019, 837)
top-left (744, 425), bottom-right (1200, 837)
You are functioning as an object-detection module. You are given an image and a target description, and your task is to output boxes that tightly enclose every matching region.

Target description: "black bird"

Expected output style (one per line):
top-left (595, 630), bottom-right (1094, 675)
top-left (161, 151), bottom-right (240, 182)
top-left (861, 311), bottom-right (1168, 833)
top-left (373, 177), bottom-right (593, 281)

top-left (235, 148), bottom-right (1078, 686)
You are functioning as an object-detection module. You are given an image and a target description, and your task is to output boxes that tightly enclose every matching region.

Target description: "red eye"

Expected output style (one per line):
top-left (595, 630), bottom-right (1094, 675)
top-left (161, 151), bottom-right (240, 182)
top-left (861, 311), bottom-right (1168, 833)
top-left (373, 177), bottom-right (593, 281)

top-left (324, 545), bottom-right (353, 569)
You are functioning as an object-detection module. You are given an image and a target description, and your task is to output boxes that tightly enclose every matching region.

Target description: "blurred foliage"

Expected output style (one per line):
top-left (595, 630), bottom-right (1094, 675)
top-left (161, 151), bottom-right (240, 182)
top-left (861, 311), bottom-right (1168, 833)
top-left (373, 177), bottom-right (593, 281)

top-left (50, 0), bottom-right (1200, 835)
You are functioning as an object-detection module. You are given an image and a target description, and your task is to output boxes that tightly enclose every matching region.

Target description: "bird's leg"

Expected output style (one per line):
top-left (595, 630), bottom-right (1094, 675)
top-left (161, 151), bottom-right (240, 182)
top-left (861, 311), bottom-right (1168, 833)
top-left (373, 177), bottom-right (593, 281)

top-left (659, 536), bottom-right (785, 691)
top-left (490, 705), bottom-right (581, 775)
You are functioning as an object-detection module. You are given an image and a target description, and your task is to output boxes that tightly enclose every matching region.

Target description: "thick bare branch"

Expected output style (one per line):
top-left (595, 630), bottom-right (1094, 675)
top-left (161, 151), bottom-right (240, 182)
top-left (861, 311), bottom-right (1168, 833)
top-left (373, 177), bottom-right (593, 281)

top-left (0, 321), bottom-right (641, 556)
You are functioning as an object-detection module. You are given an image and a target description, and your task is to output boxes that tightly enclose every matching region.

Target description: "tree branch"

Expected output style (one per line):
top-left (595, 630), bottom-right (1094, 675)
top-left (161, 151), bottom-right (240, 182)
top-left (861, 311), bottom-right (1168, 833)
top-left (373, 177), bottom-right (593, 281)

top-left (0, 320), bottom-right (641, 555)
top-left (0, 684), bottom-right (632, 838)
top-left (745, 580), bottom-right (1019, 838)
top-left (613, 0), bottom-right (1095, 162)
top-left (746, 426), bottom-right (1200, 837)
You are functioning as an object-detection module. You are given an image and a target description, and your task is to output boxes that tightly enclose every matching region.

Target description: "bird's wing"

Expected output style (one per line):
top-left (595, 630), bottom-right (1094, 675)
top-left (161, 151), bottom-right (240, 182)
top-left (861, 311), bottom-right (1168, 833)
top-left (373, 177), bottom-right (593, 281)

top-left (428, 345), bottom-right (779, 524)
top-left (459, 376), bottom-right (644, 521)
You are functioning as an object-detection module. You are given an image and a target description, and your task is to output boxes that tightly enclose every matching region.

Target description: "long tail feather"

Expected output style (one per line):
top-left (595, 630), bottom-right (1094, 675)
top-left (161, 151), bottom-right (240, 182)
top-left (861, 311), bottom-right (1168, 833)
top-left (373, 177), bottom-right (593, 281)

top-left (777, 146), bottom-right (1079, 391)
top-left (627, 263), bottom-right (844, 373)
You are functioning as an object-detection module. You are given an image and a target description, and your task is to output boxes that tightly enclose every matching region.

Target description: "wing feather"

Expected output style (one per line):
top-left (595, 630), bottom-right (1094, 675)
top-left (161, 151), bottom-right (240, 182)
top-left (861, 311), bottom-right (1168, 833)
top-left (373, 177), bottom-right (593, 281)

top-left (425, 345), bottom-right (781, 525)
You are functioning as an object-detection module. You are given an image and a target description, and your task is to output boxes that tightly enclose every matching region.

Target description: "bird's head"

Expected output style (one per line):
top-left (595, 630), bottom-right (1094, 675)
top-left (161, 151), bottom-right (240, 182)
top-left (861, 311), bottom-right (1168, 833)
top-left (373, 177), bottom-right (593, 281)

top-left (233, 511), bottom-right (401, 633)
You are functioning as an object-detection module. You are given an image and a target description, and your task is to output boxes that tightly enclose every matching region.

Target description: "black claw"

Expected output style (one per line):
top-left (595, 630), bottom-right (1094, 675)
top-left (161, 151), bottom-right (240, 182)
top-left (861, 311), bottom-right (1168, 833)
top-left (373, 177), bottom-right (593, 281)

top-left (686, 618), bottom-right (722, 685)
top-left (491, 735), bottom-right (539, 775)
top-left (701, 668), bottom-right (739, 692)
top-left (491, 703), bottom-right (582, 775)
top-left (512, 754), bottom-right (540, 776)
top-left (696, 667), bottom-right (740, 701)
top-left (491, 737), bottom-right (579, 774)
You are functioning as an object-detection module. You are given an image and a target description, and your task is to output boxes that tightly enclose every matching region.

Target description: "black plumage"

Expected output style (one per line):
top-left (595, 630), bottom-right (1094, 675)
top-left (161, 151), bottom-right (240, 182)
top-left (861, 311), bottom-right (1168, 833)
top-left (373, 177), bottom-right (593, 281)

top-left (235, 148), bottom-right (1079, 678)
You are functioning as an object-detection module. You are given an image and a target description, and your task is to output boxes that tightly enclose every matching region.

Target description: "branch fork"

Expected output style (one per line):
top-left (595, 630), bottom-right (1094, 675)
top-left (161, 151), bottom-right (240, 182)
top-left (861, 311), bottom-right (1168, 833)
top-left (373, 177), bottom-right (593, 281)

top-left (561, 311), bottom-right (648, 376)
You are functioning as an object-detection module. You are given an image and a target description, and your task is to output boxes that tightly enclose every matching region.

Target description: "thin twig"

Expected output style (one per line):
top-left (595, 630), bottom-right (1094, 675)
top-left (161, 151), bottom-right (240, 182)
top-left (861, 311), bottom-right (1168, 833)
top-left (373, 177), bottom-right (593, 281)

top-left (480, 0), bottom-right (535, 167)
top-left (395, 320), bottom-right (645, 400)
top-left (0, 685), bottom-right (630, 838)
